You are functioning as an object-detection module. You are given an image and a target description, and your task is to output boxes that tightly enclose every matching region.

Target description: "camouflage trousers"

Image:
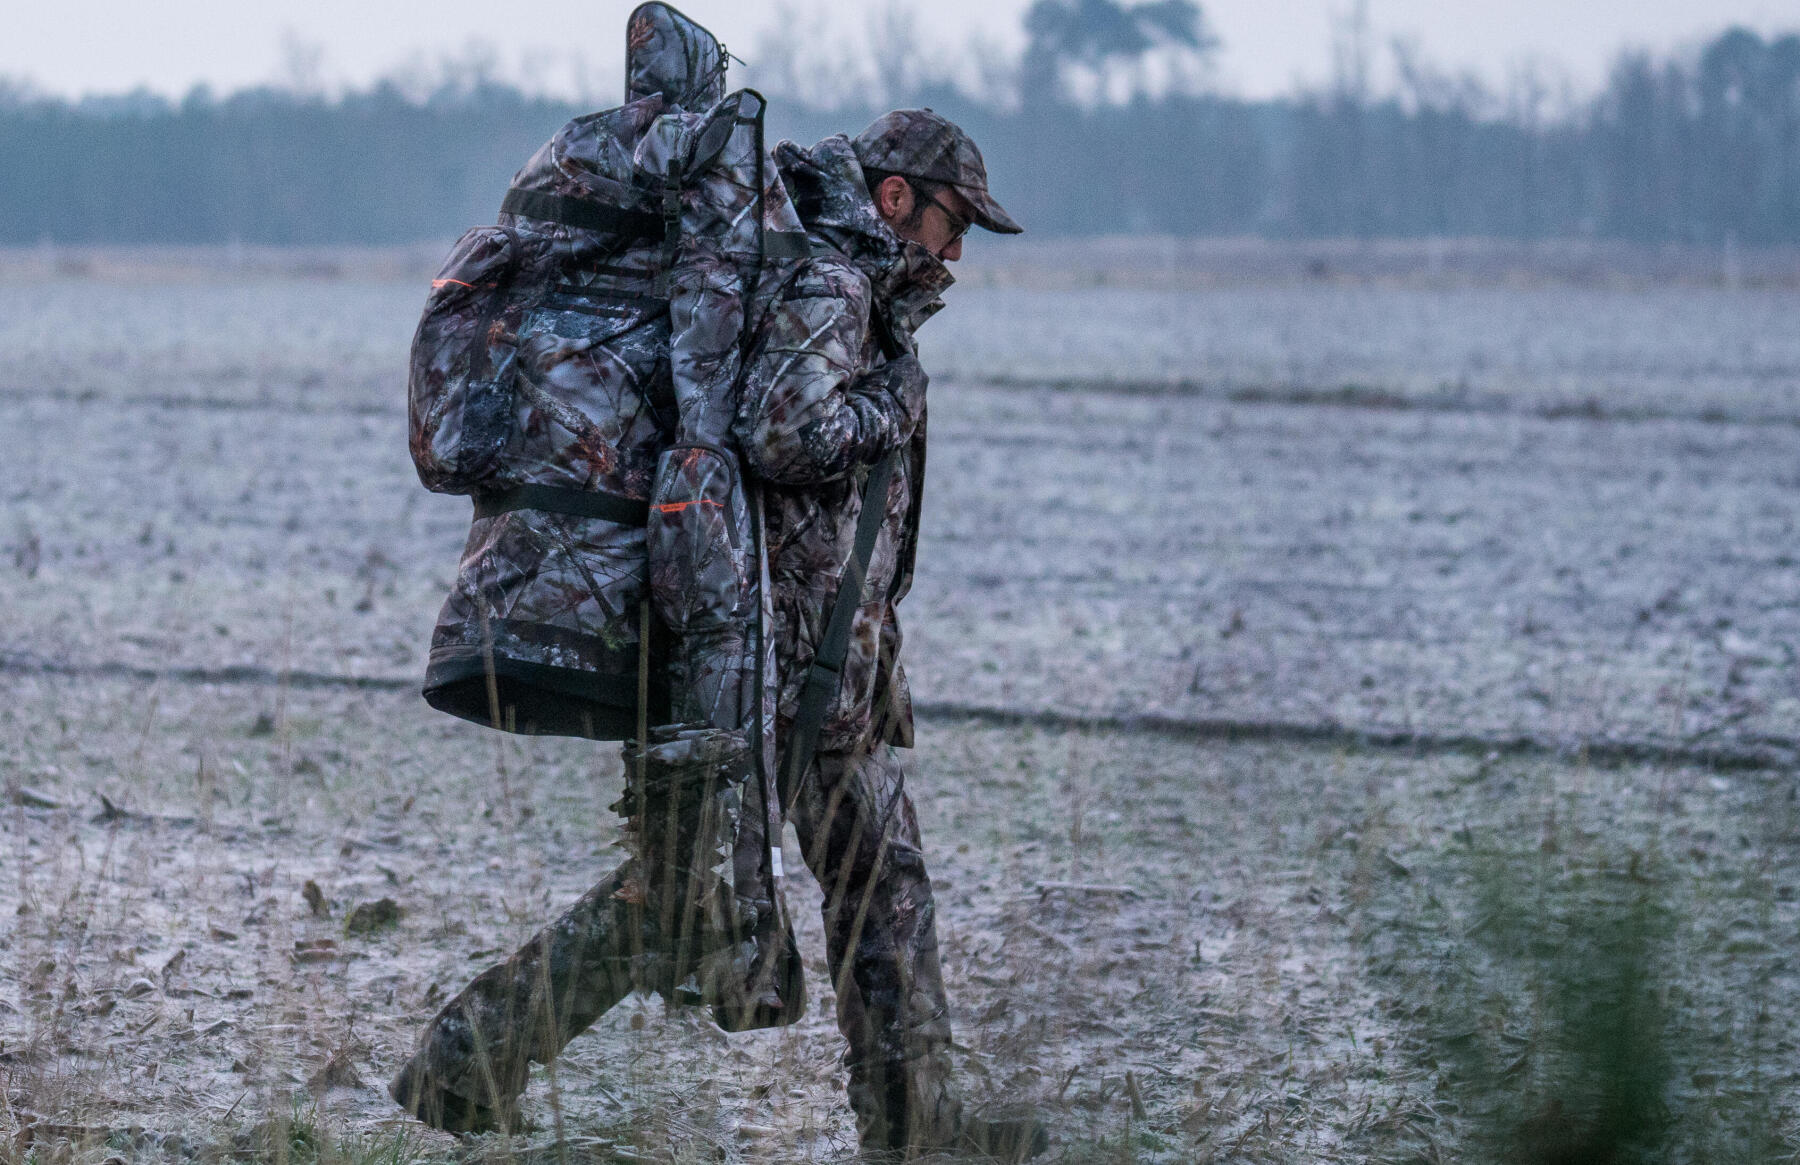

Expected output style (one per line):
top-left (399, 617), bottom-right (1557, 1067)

top-left (389, 743), bottom-right (960, 1150)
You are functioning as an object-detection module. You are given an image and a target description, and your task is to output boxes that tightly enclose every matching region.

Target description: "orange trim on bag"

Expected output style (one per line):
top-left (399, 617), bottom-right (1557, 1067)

top-left (653, 500), bottom-right (726, 514)
top-left (431, 278), bottom-right (479, 289)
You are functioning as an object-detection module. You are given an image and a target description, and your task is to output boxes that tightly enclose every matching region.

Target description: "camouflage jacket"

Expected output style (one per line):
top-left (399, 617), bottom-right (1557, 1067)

top-left (736, 135), bottom-right (955, 754)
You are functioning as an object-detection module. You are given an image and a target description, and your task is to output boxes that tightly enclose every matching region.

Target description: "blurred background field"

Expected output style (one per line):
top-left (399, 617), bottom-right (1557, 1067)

top-left (6, 240), bottom-right (1800, 755)
top-left (2, 240), bottom-right (1799, 1162)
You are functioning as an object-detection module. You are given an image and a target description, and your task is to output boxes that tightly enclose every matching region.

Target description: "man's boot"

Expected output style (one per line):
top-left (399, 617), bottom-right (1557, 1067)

top-left (849, 1049), bottom-right (1047, 1161)
top-left (952, 1111), bottom-right (1051, 1162)
top-left (389, 1056), bottom-right (521, 1136)
top-left (389, 864), bottom-right (649, 1133)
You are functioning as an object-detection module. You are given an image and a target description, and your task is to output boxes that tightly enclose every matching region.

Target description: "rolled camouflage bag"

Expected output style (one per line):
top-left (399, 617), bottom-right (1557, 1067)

top-left (612, 724), bottom-right (802, 1029)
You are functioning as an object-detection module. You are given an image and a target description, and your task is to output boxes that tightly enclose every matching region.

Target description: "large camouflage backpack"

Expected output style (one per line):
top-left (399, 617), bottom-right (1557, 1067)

top-left (407, 2), bottom-right (805, 1030)
top-left (409, 3), bottom-right (804, 738)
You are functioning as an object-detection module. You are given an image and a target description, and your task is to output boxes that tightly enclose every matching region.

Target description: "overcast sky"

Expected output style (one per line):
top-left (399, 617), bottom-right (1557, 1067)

top-left (6, 0), bottom-right (1797, 104)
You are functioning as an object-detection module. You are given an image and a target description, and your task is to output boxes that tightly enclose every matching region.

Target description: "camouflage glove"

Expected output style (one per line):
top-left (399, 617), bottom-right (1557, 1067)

top-left (852, 352), bottom-right (928, 436)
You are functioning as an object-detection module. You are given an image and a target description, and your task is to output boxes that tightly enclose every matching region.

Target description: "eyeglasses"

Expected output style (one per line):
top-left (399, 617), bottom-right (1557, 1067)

top-left (922, 191), bottom-right (971, 248)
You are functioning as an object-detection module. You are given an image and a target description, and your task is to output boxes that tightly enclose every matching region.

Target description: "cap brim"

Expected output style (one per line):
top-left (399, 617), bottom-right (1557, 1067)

top-left (956, 184), bottom-right (1023, 234)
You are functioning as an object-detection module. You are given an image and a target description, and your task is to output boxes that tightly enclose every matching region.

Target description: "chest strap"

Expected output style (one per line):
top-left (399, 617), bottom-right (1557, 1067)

top-left (501, 187), bottom-right (663, 240)
top-left (474, 484), bottom-right (650, 526)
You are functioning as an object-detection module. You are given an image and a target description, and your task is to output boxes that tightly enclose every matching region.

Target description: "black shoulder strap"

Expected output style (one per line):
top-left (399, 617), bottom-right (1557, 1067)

top-left (778, 303), bottom-right (912, 805)
top-left (780, 450), bottom-right (896, 808)
top-left (868, 305), bottom-right (907, 360)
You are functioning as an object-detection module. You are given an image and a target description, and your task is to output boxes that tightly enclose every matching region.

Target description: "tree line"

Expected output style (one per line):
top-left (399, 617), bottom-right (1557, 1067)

top-left (1, 4), bottom-right (1795, 245)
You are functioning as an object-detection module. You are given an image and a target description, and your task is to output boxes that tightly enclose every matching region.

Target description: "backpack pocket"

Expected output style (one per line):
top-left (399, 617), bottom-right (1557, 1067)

top-left (646, 442), bottom-right (749, 633)
top-left (409, 225), bottom-right (525, 493)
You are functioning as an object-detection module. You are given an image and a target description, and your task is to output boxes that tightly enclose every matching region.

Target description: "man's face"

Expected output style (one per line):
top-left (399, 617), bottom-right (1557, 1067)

top-left (874, 176), bottom-right (976, 263)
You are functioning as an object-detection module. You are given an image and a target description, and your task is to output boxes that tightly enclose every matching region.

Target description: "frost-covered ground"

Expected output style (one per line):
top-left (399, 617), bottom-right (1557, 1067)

top-left (5, 273), bottom-right (1800, 757)
top-left (2, 251), bottom-right (1798, 1162)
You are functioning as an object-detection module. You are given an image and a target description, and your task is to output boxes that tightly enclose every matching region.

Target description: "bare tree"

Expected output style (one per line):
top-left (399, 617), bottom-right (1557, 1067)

top-left (744, 1), bottom-right (870, 109)
top-left (866, 4), bottom-right (925, 106)
top-left (278, 30), bottom-right (328, 98)
top-left (1021, 0), bottom-right (1219, 104)
top-left (1329, 0), bottom-right (1372, 107)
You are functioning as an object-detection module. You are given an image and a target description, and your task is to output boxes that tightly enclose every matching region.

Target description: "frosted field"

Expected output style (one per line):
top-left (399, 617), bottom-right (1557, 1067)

top-left (3, 258), bottom-right (1799, 1161)
top-left (4, 274), bottom-right (1800, 755)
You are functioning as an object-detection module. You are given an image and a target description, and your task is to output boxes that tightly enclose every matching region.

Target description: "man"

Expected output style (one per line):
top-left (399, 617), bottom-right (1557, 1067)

top-left (390, 108), bottom-right (1040, 1160)
top-left (741, 109), bottom-right (1039, 1155)
top-left (732, 109), bottom-right (1038, 1159)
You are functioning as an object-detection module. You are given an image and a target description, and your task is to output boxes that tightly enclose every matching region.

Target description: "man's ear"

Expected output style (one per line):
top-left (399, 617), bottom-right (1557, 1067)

top-left (875, 175), bottom-right (913, 225)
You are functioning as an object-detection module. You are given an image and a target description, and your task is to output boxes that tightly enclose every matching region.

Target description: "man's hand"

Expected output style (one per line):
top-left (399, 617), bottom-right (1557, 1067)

top-left (856, 352), bottom-right (928, 434)
top-left (736, 275), bottom-right (928, 483)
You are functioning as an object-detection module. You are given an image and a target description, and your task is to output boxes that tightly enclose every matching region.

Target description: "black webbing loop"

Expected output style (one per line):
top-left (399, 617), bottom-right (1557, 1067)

top-left (473, 483), bottom-right (650, 526)
top-left (780, 451), bottom-right (897, 808)
top-left (760, 231), bottom-right (811, 260)
top-left (501, 188), bottom-right (662, 240)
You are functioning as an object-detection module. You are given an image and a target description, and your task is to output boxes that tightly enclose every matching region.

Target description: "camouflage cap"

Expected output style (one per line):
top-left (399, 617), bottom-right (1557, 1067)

top-left (851, 109), bottom-right (1023, 235)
